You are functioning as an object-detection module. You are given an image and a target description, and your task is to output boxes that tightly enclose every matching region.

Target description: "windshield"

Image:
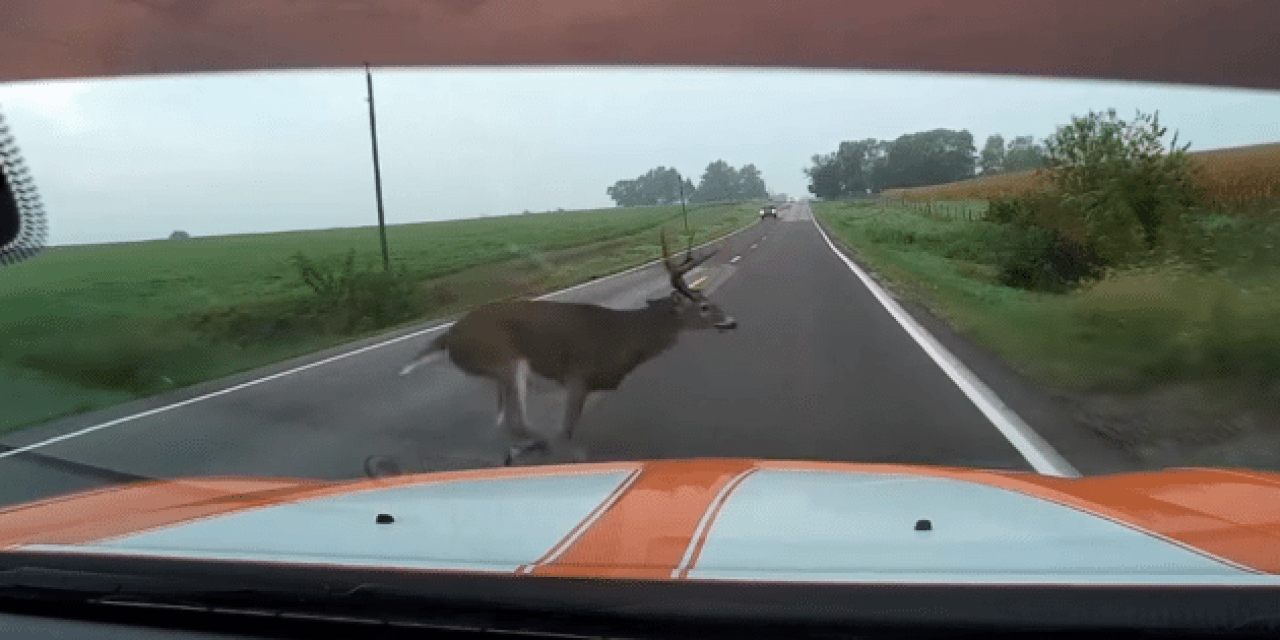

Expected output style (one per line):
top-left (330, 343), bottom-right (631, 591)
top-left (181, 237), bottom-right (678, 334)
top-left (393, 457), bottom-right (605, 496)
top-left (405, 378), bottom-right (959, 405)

top-left (2, 69), bottom-right (1279, 501)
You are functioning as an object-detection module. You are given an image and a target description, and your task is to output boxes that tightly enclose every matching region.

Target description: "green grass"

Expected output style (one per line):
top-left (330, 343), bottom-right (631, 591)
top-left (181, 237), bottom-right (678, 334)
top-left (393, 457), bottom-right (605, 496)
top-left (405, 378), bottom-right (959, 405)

top-left (1, 202), bottom-right (759, 432)
top-left (813, 200), bottom-right (1280, 394)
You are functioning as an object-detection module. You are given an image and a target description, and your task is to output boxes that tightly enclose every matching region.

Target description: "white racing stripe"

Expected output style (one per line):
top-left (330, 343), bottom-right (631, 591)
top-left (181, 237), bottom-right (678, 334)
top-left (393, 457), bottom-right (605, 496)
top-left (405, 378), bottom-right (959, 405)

top-left (518, 467), bottom-right (643, 574)
top-left (0, 221), bottom-right (760, 460)
top-left (671, 467), bottom-right (758, 578)
top-left (808, 204), bottom-right (1079, 478)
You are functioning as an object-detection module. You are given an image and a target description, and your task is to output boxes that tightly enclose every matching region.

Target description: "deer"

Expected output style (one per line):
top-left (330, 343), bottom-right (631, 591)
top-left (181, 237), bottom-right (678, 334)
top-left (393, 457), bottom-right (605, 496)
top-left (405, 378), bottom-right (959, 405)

top-left (399, 230), bottom-right (737, 465)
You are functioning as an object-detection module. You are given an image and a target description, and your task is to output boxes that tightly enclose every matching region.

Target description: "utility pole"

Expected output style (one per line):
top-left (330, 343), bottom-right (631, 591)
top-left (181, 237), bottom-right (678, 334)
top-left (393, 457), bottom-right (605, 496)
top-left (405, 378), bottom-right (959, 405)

top-left (365, 63), bottom-right (390, 272)
top-left (677, 171), bottom-right (690, 236)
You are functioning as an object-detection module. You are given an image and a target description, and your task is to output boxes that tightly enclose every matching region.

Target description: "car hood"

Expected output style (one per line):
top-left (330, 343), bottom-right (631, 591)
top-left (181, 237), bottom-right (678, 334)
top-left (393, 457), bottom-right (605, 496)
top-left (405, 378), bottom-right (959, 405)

top-left (3, 459), bottom-right (1280, 585)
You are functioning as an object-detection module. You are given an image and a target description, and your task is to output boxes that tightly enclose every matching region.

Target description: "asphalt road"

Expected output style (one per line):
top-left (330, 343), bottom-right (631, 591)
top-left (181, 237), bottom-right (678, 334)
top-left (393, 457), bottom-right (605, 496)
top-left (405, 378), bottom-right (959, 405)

top-left (0, 202), bottom-right (1132, 507)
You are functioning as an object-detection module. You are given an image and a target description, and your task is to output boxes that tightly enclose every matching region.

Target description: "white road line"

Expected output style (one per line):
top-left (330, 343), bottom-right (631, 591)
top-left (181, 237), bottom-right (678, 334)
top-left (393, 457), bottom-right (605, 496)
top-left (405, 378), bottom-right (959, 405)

top-left (750, 243), bottom-right (758, 249)
top-left (808, 206), bottom-right (1079, 478)
top-left (730, 255), bottom-right (741, 263)
top-left (0, 221), bottom-right (762, 460)
top-left (688, 276), bottom-right (708, 288)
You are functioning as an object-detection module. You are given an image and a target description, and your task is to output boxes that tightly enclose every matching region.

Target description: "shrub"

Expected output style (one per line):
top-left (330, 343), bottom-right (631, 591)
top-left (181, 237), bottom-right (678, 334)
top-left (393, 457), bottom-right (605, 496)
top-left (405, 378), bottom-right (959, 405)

top-left (1042, 109), bottom-right (1204, 262)
top-left (289, 250), bottom-right (420, 335)
top-left (997, 227), bottom-right (1104, 293)
top-left (335, 267), bottom-right (417, 333)
top-left (289, 249), bottom-right (356, 306)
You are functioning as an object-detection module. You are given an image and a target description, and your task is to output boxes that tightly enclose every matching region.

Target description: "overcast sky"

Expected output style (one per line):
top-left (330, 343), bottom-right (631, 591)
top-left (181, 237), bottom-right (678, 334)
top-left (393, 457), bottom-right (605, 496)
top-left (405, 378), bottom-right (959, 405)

top-left (1, 67), bottom-right (1278, 246)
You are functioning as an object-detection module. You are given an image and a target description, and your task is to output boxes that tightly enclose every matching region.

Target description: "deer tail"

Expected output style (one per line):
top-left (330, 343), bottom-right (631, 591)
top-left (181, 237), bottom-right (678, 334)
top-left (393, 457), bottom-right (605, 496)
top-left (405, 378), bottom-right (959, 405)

top-left (399, 331), bottom-right (449, 376)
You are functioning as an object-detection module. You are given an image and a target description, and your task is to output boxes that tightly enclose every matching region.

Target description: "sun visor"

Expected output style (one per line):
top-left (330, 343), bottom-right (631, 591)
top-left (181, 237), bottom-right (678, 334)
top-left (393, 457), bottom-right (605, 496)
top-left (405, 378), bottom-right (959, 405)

top-left (1, 1), bottom-right (1278, 89)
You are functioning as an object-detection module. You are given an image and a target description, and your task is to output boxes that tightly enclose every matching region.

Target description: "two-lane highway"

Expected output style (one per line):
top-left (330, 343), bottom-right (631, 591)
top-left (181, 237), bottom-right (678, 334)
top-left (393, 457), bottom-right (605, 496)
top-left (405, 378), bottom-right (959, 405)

top-left (0, 202), bottom-right (1130, 507)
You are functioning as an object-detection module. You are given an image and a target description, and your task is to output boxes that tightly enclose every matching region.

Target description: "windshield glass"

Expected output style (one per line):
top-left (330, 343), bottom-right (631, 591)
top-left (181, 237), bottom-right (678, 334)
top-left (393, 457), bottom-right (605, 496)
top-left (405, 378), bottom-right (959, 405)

top-left (1, 68), bottom-right (1279, 506)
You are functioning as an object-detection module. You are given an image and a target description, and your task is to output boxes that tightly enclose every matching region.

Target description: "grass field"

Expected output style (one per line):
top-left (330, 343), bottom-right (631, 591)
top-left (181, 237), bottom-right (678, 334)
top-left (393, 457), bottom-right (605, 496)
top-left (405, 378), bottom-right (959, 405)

top-left (1, 202), bottom-right (760, 431)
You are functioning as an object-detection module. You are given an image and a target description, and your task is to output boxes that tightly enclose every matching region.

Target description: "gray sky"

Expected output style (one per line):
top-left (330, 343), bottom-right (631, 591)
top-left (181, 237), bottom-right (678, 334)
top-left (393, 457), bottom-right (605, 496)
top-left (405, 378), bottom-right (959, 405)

top-left (1, 68), bottom-right (1278, 246)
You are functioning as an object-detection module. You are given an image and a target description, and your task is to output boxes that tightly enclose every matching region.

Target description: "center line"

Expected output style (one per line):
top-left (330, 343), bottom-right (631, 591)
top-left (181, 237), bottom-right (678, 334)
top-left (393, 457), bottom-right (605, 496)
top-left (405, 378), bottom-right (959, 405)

top-left (730, 256), bottom-right (741, 263)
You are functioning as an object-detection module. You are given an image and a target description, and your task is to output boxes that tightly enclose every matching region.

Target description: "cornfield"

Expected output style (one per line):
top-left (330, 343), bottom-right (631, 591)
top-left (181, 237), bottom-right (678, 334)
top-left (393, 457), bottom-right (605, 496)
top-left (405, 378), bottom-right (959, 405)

top-left (883, 170), bottom-right (1050, 202)
top-left (1190, 143), bottom-right (1280, 212)
top-left (885, 142), bottom-right (1280, 216)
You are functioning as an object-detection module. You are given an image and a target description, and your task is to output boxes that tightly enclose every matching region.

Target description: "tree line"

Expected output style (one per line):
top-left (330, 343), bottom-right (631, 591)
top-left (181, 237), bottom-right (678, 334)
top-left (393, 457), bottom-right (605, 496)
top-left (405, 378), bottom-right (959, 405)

top-left (608, 160), bottom-right (769, 207)
top-left (805, 130), bottom-right (1048, 199)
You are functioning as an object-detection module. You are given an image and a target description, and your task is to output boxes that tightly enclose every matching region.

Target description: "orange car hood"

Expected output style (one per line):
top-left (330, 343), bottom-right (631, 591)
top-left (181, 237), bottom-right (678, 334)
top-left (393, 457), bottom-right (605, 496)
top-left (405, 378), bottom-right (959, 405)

top-left (3, 459), bottom-right (1279, 584)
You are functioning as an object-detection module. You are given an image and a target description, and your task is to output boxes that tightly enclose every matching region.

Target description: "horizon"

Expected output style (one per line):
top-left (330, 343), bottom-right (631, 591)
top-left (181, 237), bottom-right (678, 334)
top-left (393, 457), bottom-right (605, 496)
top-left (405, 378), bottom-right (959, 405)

top-left (2, 67), bottom-right (1278, 246)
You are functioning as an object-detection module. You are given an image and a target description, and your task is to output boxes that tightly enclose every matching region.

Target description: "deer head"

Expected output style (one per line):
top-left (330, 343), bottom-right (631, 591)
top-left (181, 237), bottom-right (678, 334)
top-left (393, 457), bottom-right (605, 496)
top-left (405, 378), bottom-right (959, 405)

top-left (660, 229), bottom-right (737, 333)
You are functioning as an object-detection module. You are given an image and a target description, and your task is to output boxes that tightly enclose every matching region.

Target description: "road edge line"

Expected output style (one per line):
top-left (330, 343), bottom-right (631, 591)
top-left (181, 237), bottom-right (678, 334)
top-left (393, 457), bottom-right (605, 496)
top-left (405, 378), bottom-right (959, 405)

top-left (0, 219), bottom-right (759, 460)
top-left (808, 206), bottom-right (1079, 478)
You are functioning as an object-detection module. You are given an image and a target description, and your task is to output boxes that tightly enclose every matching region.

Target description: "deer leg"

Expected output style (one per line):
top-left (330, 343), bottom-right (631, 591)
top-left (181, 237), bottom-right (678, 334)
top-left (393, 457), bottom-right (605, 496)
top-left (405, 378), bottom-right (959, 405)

top-left (561, 378), bottom-right (588, 441)
top-left (497, 375), bottom-right (523, 466)
top-left (558, 379), bottom-right (590, 464)
top-left (511, 358), bottom-right (534, 436)
top-left (494, 380), bottom-right (507, 428)
top-left (500, 360), bottom-right (543, 465)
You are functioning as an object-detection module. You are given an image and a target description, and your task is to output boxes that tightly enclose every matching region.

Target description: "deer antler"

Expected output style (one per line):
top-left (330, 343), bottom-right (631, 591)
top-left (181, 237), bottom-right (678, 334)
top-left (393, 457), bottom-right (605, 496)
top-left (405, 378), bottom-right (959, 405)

top-left (661, 229), bottom-right (714, 299)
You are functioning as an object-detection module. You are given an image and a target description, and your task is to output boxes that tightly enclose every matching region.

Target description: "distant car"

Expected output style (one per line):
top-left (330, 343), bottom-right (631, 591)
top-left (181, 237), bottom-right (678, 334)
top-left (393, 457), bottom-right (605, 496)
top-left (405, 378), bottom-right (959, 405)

top-left (760, 204), bottom-right (778, 219)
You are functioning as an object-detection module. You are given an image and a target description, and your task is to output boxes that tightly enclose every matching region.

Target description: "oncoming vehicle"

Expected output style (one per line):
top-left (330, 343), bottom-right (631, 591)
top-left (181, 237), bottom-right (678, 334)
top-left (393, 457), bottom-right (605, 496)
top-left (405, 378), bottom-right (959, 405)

top-left (2, 2), bottom-right (1280, 639)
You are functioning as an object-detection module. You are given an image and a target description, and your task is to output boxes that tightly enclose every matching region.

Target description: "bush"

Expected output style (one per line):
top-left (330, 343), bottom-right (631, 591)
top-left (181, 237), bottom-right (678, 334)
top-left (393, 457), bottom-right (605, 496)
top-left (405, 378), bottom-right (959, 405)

top-left (290, 249), bottom-right (356, 306)
top-left (1042, 109), bottom-right (1203, 263)
top-left (289, 250), bottom-right (421, 335)
top-left (333, 268), bottom-right (417, 333)
top-left (997, 227), bottom-right (1104, 293)
top-left (987, 192), bottom-right (1087, 239)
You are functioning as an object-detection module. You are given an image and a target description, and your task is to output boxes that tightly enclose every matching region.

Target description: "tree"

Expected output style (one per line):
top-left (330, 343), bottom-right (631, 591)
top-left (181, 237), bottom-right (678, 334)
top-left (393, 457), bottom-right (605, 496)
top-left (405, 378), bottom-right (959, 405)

top-left (169, 230), bottom-right (190, 240)
top-left (610, 161), bottom-right (767, 205)
top-left (804, 153), bottom-right (842, 199)
top-left (1004, 136), bottom-right (1046, 172)
top-left (606, 179), bottom-right (642, 207)
top-left (876, 129), bottom-right (977, 189)
top-left (606, 166), bottom-right (689, 206)
top-left (737, 164), bottom-right (769, 199)
top-left (1043, 108), bottom-right (1201, 259)
top-left (804, 139), bottom-right (887, 198)
top-left (864, 140), bottom-right (891, 192)
top-left (979, 134), bottom-right (1006, 175)
top-left (692, 160), bottom-right (741, 203)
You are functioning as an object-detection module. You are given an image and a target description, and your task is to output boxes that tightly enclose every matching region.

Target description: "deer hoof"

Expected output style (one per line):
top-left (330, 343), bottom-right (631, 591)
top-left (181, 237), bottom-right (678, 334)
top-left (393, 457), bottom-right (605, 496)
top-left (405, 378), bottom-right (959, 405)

top-left (504, 446), bottom-right (522, 466)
